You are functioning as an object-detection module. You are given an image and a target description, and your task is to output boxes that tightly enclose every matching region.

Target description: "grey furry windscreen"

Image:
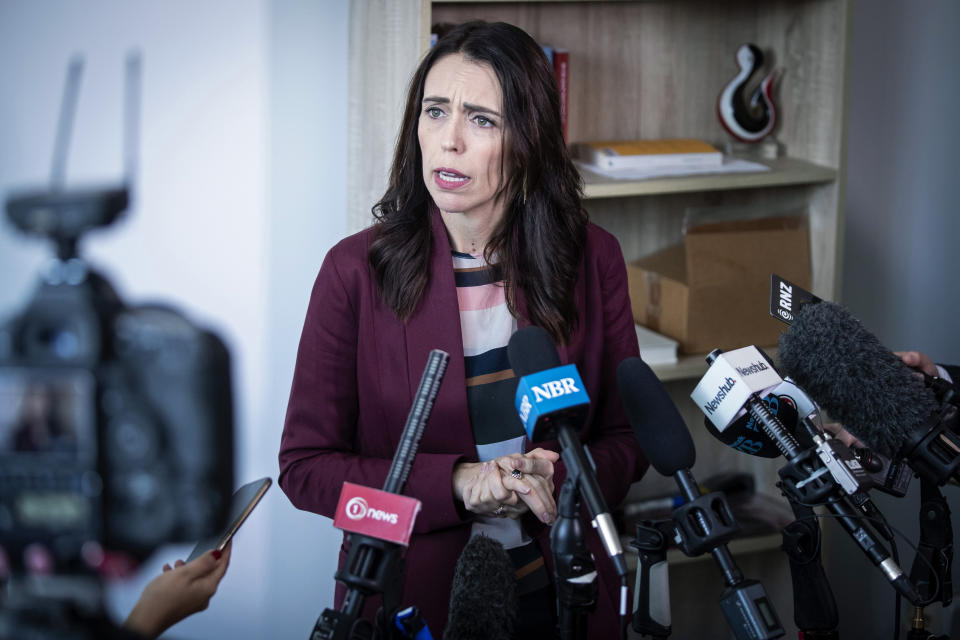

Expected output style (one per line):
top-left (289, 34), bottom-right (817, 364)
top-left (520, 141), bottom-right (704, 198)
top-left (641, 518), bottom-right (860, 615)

top-left (778, 301), bottom-right (938, 456)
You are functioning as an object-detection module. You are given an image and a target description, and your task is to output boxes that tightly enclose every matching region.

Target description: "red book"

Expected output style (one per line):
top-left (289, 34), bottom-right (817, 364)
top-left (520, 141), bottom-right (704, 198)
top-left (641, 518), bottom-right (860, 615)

top-left (553, 49), bottom-right (569, 141)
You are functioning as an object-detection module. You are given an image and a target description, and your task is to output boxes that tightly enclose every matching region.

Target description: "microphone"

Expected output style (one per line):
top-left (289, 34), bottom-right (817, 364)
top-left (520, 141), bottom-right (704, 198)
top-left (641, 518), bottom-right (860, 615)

top-left (314, 349), bottom-right (450, 640)
top-left (617, 356), bottom-right (785, 640)
top-left (705, 374), bottom-right (912, 498)
top-left (778, 301), bottom-right (960, 486)
top-left (706, 368), bottom-right (897, 539)
top-left (691, 346), bottom-right (920, 604)
top-left (384, 349), bottom-right (450, 494)
top-left (507, 326), bottom-right (628, 578)
top-left (443, 535), bottom-right (516, 640)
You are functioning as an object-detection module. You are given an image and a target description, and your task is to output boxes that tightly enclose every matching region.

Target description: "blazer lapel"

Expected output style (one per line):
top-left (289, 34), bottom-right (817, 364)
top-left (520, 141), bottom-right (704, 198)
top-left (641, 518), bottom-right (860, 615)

top-left (400, 209), bottom-right (475, 456)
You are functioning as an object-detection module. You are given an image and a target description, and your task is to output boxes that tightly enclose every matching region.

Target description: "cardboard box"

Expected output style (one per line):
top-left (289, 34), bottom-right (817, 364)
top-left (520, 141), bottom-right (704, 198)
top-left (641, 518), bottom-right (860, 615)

top-left (626, 215), bottom-right (811, 354)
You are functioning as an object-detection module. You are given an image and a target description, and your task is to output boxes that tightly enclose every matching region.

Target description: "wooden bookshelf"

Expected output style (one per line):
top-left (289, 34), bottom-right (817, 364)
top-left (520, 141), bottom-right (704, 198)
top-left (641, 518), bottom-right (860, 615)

top-left (581, 157), bottom-right (837, 200)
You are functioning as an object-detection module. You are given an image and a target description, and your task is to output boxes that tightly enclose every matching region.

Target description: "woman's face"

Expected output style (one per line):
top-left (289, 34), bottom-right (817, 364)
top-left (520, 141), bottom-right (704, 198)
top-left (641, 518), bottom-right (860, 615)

top-left (418, 53), bottom-right (507, 225)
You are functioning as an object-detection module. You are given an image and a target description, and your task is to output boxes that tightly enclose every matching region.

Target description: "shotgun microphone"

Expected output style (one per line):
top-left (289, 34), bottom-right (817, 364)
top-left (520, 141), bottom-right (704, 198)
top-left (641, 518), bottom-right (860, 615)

top-left (692, 346), bottom-right (920, 604)
top-left (778, 301), bottom-right (960, 486)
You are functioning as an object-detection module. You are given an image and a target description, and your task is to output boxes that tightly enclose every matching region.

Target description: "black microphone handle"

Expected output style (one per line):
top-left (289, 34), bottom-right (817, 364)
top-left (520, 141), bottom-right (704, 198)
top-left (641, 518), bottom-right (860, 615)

top-left (909, 478), bottom-right (954, 606)
top-left (552, 476), bottom-right (597, 640)
top-left (781, 502), bottom-right (839, 635)
top-left (847, 491), bottom-right (896, 541)
top-left (383, 349), bottom-right (449, 494)
top-left (556, 423), bottom-right (628, 578)
top-left (823, 494), bottom-right (920, 604)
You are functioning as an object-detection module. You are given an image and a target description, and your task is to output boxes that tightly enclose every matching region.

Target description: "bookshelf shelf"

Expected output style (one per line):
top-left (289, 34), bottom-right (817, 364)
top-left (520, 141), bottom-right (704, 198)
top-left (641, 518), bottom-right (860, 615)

top-left (649, 352), bottom-right (711, 382)
top-left (581, 157), bottom-right (837, 200)
top-left (650, 345), bottom-right (780, 382)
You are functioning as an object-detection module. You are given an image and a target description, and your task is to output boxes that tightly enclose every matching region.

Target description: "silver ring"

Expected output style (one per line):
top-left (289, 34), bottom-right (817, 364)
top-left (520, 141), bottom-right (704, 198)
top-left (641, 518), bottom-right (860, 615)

top-left (494, 504), bottom-right (505, 517)
top-left (511, 468), bottom-right (523, 480)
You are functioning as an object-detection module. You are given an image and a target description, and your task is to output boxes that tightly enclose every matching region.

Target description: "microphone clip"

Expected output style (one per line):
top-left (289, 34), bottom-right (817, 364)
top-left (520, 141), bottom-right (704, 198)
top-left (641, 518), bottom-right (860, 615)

top-left (672, 491), bottom-right (741, 557)
top-left (902, 404), bottom-right (960, 487)
top-left (776, 449), bottom-right (839, 506)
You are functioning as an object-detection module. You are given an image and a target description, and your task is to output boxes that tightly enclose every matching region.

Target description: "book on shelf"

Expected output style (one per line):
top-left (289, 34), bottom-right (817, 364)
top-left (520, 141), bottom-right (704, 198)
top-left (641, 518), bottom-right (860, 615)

top-left (538, 43), bottom-right (570, 141)
top-left (553, 48), bottom-right (569, 141)
top-left (577, 138), bottom-right (722, 172)
top-left (635, 323), bottom-right (678, 366)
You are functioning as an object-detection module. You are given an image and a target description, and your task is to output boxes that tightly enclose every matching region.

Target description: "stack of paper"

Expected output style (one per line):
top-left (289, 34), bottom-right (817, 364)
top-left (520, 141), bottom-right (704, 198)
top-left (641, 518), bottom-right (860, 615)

top-left (578, 138), bottom-right (722, 172)
top-left (576, 156), bottom-right (770, 181)
top-left (635, 324), bottom-right (678, 366)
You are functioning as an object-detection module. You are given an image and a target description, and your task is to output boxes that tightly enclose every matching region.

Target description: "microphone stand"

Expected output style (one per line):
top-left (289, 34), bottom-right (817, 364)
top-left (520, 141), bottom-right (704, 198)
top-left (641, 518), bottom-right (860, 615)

top-left (780, 502), bottom-right (839, 640)
top-left (312, 535), bottom-right (406, 640)
top-left (631, 520), bottom-right (674, 639)
top-left (629, 477), bottom-right (783, 640)
top-left (906, 478), bottom-right (953, 640)
top-left (310, 349), bottom-right (448, 640)
top-left (551, 467), bottom-right (598, 640)
top-left (776, 413), bottom-right (839, 638)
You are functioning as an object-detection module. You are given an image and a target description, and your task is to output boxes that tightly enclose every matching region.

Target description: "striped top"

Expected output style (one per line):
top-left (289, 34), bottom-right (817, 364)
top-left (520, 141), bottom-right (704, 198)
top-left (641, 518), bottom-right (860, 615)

top-left (454, 251), bottom-right (549, 596)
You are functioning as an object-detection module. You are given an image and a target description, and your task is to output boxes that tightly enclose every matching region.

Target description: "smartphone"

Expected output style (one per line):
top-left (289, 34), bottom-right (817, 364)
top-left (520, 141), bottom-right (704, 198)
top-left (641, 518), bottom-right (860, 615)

top-left (186, 477), bottom-right (272, 561)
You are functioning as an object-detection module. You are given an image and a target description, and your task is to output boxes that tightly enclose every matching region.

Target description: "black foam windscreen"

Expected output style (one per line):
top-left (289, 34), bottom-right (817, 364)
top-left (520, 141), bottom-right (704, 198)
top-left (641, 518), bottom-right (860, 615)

top-left (443, 534), bottom-right (516, 640)
top-left (778, 301), bottom-right (939, 456)
top-left (507, 325), bottom-right (561, 377)
top-left (617, 356), bottom-right (696, 475)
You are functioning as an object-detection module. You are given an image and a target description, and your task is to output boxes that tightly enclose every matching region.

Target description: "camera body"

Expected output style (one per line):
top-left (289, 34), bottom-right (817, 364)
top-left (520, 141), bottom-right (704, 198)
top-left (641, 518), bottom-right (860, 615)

top-left (0, 190), bottom-right (234, 572)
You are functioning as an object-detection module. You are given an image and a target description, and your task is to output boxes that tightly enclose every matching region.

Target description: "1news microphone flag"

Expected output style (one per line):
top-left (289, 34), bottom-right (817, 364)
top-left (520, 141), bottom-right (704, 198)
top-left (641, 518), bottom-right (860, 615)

top-left (333, 483), bottom-right (421, 547)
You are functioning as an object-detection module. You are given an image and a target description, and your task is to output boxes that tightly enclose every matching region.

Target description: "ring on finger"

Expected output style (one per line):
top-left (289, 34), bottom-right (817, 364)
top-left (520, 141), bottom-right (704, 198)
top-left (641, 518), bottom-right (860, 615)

top-left (511, 468), bottom-right (523, 480)
top-left (494, 504), bottom-right (506, 517)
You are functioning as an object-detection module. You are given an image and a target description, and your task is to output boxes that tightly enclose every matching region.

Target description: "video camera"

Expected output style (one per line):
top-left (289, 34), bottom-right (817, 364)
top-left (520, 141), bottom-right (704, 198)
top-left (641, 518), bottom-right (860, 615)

top-left (0, 54), bottom-right (233, 637)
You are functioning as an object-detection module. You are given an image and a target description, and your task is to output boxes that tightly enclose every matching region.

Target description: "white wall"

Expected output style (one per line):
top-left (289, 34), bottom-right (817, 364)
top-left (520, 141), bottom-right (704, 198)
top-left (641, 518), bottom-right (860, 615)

top-left (259, 1), bottom-right (350, 638)
top-left (0, 1), bottom-right (349, 638)
top-left (829, 1), bottom-right (960, 637)
top-left (842, 0), bottom-right (960, 362)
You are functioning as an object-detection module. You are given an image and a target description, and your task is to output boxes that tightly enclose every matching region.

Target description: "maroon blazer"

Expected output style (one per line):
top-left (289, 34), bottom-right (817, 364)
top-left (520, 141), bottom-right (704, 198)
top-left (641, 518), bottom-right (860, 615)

top-left (279, 210), bottom-right (647, 635)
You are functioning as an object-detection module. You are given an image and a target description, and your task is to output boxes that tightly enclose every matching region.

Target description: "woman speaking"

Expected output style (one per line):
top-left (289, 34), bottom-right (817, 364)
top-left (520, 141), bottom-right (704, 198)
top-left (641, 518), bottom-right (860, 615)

top-left (279, 20), bottom-right (647, 638)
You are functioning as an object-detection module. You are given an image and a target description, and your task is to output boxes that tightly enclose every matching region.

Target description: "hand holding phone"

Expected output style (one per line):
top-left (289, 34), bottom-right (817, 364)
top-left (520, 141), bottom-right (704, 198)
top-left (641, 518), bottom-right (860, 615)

top-left (186, 477), bottom-right (271, 561)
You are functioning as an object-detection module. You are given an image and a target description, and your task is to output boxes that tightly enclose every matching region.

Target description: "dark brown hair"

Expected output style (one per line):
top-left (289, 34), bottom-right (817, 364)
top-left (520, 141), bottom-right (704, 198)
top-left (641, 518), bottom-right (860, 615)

top-left (369, 21), bottom-right (586, 343)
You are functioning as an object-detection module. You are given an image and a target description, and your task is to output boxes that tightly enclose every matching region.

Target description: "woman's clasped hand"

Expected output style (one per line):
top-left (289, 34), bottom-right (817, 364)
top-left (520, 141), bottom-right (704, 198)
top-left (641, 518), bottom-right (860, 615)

top-left (452, 448), bottom-right (559, 524)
